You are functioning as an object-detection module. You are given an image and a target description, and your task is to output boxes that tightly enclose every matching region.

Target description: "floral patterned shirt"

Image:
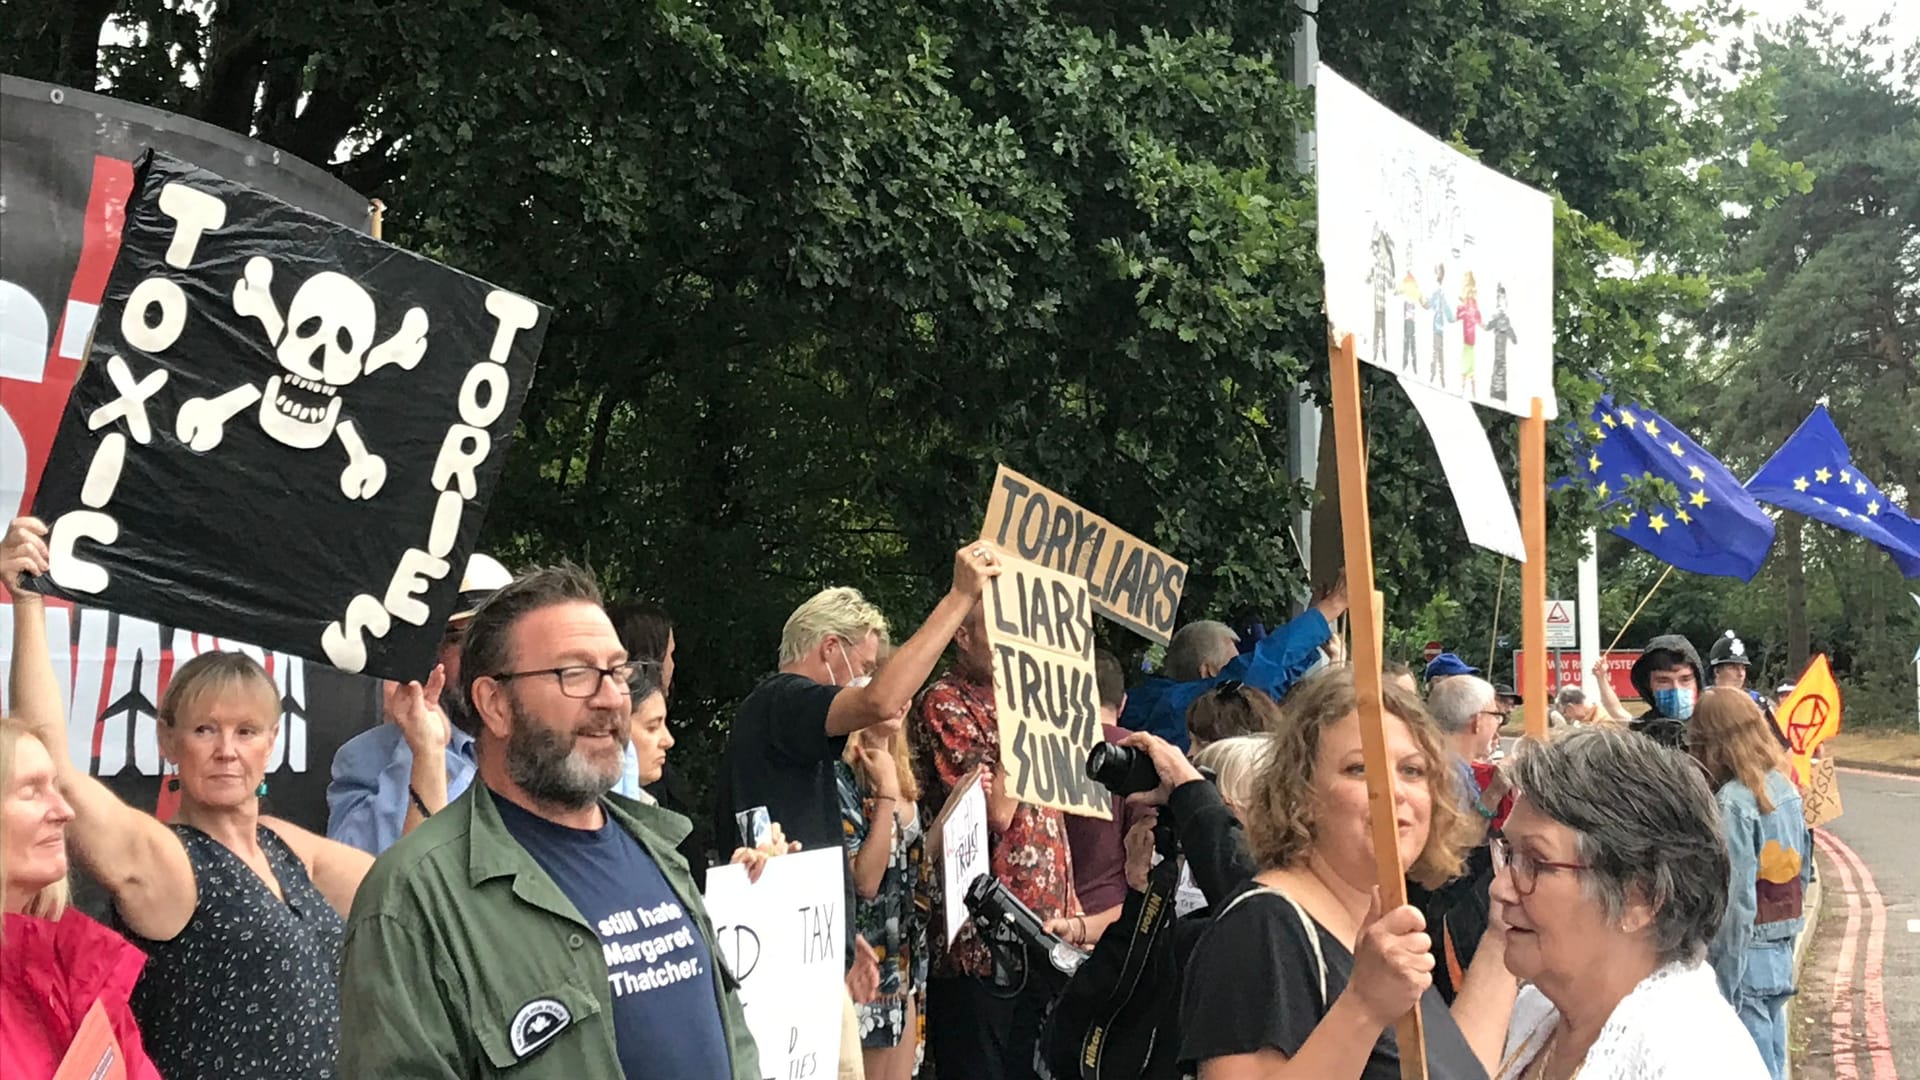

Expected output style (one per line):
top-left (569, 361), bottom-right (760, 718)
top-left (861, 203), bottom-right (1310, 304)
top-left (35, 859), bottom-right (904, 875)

top-left (910, 671), bottom-right (1078, 980)
top-left (836, 761), bottom-right (929, 1048)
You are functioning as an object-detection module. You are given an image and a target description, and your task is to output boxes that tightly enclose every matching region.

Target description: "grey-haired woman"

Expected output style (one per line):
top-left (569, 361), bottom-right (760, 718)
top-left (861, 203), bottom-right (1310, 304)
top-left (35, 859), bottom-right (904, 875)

top-left (1491, 726), bottom-right (1766, 1079)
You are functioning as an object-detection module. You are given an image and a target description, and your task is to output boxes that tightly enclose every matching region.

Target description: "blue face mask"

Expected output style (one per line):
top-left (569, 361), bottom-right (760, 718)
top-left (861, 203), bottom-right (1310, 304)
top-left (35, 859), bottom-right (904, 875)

top-left (1652, 686), bottom-right (1696, 721)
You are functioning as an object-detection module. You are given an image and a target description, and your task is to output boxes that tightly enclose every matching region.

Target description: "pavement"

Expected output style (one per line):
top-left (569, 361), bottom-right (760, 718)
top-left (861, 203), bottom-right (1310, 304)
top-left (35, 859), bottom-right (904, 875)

top-left (1793, 766), bottom-right (1918, 1080)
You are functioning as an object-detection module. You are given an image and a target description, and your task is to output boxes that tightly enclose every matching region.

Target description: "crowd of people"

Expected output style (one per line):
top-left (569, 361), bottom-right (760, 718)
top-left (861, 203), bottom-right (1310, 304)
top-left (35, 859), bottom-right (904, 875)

top-left (0, 513), bottom-right (1819, 1080)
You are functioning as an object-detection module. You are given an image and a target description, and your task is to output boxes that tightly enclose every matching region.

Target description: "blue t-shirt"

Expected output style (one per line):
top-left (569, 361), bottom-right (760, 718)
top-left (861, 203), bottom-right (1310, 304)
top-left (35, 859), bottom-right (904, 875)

top-left (494, 796), bottom-right (731, 1080)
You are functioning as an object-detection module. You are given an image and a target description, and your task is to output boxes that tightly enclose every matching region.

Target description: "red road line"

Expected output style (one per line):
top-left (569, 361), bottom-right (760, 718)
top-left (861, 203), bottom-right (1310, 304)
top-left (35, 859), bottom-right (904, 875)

top-left (1820, 828), bottom-right (1864, 1080)
top-left (1818, 828), bottom-right (1899, 1080)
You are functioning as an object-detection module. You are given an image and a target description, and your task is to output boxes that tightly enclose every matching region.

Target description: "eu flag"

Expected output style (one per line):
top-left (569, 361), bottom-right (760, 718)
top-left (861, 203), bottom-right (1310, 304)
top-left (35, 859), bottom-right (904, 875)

top-left (1745, 406), bottom-right (1920, 578)
top-left (1568, 395), bottom-right (1776, 580)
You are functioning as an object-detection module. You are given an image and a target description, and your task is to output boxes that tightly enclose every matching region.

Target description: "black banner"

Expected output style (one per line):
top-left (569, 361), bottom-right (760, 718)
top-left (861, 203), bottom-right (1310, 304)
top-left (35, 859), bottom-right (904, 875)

top-left (1, 76), bottom-right (384, 834)
top-left (29, 150), bottom-right (546, 682)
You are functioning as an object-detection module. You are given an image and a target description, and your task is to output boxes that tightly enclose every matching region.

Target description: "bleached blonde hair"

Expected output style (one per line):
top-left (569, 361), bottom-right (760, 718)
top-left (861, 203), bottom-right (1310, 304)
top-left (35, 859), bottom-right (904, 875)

top-left (1, 716), bottom-right (71, 921)
top-left (1193, 735), bottom-right (1270, 812)
top-left (779, 587), bottom-right (891, 666)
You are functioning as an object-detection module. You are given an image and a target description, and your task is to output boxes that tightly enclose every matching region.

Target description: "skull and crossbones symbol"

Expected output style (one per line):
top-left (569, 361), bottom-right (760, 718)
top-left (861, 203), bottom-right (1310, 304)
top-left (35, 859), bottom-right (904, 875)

top-left (175, 257), bottom-right (428, 499)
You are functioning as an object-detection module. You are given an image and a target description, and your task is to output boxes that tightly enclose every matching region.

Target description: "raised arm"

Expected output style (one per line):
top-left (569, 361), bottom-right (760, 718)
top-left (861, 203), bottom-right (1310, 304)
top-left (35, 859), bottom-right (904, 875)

top-left (261, 815), bottom-right (377, 917)
top-left (1591, 659), bottom-right (1631, 723)
top-left (4, 517), bottom-right (197, 941)
top-left (825, 543), bottom-right (1000, 737)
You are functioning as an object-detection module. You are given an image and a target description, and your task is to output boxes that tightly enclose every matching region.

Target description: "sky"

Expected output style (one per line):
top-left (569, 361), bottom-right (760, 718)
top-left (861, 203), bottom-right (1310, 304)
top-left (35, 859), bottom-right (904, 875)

top-left (1697, 0), bottom-right (1919, 61)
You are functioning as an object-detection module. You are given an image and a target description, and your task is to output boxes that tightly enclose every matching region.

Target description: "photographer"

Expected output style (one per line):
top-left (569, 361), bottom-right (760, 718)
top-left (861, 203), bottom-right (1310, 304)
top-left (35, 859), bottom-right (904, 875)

top-left (1040, 729), bottom-right (1263, 1079)
top-left (1119, 730), bottom-right (1258, 909)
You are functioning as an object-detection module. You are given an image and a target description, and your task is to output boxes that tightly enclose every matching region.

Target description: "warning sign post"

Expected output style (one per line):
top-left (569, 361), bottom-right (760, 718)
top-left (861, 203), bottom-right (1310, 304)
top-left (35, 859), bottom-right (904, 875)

top-left (1544, 599), bottom-right (1577, 650)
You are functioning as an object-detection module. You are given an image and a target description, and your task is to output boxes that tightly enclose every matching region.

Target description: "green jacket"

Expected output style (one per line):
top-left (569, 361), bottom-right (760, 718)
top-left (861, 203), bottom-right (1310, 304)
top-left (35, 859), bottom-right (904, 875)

top-left (339, 783), bottom-right (760, 1078)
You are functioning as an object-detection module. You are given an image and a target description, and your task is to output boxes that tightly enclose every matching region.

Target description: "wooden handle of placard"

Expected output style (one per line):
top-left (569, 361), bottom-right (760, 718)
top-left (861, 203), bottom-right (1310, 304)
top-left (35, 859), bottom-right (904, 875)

top-left (1520, 398), bottom-right (1549, 740)
top-left (1327, 334), bottom-right (1429, 1080)
top-left (370, 199), bottom-right (386, 241)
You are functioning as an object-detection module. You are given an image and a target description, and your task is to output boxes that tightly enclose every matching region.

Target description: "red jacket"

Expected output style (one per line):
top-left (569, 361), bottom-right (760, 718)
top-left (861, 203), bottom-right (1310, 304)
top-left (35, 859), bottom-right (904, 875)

top-left (1, 909), bottom-right (162, 1080)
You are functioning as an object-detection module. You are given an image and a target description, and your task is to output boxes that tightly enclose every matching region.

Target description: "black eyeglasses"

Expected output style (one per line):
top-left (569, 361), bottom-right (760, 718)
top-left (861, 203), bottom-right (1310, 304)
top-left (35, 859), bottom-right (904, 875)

top-left (1490, 834), bottom-right (1591, 897)
top-left (491, 661), bottom-right (652, 700)
top-left (1215, 679), bottom-right (1246, 701)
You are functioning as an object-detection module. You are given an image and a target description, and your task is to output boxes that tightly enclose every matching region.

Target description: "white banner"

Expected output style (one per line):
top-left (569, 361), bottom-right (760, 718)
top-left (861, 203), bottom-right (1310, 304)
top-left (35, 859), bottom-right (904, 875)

top-left (939, 779), bottom-right (989, 945)
top-left (1318, 64), bottom-right (1556, 419)
top-left (1400, 377), bottom-right (1525, 561)
top-left (705, 847), bottom-right (846, 1080)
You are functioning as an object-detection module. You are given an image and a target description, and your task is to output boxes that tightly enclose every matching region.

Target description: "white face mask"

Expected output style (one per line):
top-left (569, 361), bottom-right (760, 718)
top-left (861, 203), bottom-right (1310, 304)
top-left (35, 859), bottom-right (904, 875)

top-left (829, 638), bottom-right (866, 688)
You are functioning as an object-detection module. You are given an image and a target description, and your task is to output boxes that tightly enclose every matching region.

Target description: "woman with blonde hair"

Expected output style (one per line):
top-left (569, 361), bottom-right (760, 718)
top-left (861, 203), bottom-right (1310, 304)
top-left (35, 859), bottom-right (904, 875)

top-left (1180, 669), bottom-right (1515, 1078)
top-left (1689, 688), bottom-right (1810, 1079)
top-left (6, 516), bottom-right (386, 1079)
top-left (1191, 735), bottom-right (1269, 823)
top-left (837, 701), bottom-right (928, 1080)
top-left (0, 715), bottom-right (163, 1078)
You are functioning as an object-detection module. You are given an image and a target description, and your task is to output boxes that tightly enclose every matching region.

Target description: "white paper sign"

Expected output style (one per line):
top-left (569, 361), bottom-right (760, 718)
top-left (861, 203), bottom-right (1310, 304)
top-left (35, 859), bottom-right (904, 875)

top-left (1545, 599), bottom-right (1577, 648)
top-left (940, 780), bottom-right (990, 945)
top-left (704, 848), bottom-right (846, 1080)
top-left (1318, 64), bottom-right (1557, 419)
top-left (1400, 377), bottom-right (1526, 560)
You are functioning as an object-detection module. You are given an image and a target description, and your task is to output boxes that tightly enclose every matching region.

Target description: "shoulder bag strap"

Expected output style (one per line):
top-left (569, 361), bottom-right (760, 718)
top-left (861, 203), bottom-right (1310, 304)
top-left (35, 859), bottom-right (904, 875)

top-left (1216, 884), bottom-right (1329, 1010)
top-left (1081, 851), bottom-right (1185, 1080)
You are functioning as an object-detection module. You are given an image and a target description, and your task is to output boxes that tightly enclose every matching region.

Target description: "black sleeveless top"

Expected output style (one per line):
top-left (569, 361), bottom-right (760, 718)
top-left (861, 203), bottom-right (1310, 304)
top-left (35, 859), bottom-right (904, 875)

top-left (117, 825), bottom-right (346, 1078)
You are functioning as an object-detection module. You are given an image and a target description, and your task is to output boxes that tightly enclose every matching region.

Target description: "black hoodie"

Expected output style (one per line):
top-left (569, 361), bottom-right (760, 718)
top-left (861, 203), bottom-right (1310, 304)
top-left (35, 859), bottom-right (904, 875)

top-left (1628, 633), bottom-right (1706, 748)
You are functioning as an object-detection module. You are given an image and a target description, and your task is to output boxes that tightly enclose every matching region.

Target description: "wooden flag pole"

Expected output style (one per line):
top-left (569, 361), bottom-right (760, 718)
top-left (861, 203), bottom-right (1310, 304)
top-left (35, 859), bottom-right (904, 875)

top-left (1520, 398), bottom-right (1549, 739)
top-left (1327, 333), bottom-right (1428, 1079)
top-left (1605, 564), bottom-right (1675, 655)
top-left (1486, 557), bottom-right (1509, 675)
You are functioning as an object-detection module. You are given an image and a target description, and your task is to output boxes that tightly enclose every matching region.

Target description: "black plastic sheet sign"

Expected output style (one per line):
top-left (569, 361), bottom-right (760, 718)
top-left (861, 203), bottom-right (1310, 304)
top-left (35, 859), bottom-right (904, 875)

top-left (29, 150), bottom-right (548, 681)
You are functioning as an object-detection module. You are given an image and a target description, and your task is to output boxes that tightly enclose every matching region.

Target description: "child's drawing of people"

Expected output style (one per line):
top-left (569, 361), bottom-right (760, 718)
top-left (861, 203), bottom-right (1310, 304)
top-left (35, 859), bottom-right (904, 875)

top-left (1422, 263), bottom-right (1454, 386)
top-left (1398, 269), bottom-right (1423, 372)
top-left (1455, 271), bottom-right (1482, 395)
top-left (1485, 282), bottom-right (1520, 402)
top-left (1367, 225), bottom-right (1396, 366)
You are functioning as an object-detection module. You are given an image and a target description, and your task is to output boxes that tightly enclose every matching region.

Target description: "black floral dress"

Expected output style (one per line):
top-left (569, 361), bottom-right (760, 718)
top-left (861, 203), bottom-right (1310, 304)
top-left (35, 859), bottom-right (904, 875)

top-left (835, 760), bottom-right (930, 1049)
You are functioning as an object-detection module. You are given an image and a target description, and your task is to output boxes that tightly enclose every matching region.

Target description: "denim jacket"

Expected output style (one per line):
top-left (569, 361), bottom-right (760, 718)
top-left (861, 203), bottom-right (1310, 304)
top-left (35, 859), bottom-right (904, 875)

top-left (1708, 769), bottom-right (1812, 1000)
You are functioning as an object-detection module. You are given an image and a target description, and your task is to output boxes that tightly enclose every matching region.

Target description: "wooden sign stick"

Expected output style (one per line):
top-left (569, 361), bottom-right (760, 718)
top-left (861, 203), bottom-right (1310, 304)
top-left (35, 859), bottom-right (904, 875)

top-left (1520, 398), bottom-right (1549, 740)
top-left (1327, 333), bottom-right (1428, 1079)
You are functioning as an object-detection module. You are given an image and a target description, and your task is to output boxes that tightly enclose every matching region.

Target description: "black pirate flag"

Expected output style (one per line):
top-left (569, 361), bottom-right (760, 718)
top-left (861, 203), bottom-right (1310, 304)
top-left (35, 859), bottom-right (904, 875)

top-left (29, 150), bottom-right (547, 681)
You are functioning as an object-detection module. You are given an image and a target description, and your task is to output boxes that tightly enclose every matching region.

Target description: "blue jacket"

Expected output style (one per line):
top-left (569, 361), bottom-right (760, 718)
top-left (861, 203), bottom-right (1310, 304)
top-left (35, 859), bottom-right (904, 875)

top-left (1120, 609), bottom-right (1332, 751)
top-left (1708, 769), bottom-right (1812, 1001)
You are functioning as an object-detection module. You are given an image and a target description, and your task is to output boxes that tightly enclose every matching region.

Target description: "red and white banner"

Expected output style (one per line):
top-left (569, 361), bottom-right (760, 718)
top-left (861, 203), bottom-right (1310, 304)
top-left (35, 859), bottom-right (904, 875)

top-left (0, 74), bottom-right (381, 831)
top-left (1512, 649), bottom-right (1643, 701)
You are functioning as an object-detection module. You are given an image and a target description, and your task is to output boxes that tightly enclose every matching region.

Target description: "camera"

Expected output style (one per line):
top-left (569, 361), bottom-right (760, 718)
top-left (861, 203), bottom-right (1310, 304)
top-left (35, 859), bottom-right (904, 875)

top-left (963, 874), bottom-right (1086, 987)
top-left (1085, 742), bottom-right (1159, 796)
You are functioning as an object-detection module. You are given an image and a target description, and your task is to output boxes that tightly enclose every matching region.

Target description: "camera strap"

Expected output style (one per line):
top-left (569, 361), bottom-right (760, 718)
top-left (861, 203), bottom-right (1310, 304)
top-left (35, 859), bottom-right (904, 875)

top-left (1079, 850), bottom-right (1184, 1080)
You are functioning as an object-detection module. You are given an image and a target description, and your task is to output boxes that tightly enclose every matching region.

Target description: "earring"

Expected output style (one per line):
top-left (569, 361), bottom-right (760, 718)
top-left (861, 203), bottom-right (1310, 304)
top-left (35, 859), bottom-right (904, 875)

top-left (256, 780), bottom-right (269, 797)
top-left (166, 776), bottom-right (181, 792)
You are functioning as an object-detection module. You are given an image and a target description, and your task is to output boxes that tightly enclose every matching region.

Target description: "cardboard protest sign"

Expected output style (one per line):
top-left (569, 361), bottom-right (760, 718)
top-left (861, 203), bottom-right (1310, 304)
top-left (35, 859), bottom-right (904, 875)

top-left (1775, 653), bottom-right (1842, 784)
top-left (1317, 65), bottom-right (1556, 420)
top-left (980, 464), bottom-right (1186, 645)
top-left (26, 150), bottom-right (547, 681)
top-left (982, 556), bottom-right (1110, 819)
top-left (929, 764), bottom-right (990, 944)
top-left (705, 848), bottom-right (846, 1080)
top-left (1802, 756), bottom-right (1842, 828)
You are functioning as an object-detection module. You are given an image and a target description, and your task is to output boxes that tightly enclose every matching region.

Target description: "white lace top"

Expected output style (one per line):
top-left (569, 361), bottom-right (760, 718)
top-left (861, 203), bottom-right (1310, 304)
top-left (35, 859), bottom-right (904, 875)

top-left (1495, 960), bottom-right (1768, 1079)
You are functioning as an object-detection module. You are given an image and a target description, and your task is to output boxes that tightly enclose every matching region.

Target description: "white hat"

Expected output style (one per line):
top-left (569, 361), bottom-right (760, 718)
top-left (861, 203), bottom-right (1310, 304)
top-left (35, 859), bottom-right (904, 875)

top-left (451, 553), bottom-right (513, 623)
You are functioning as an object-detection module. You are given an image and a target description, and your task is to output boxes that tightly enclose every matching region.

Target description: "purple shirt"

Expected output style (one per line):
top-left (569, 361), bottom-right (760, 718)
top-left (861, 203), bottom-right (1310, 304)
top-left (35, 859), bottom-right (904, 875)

top-left (1065, 724), bottom-right (1147, 914)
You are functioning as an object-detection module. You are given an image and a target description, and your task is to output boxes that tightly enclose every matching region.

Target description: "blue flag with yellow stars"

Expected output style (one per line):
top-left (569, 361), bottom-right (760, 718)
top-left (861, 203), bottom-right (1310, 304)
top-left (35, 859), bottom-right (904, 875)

top-left (1569, 395), bottom-right (1776, 580)
top-left (1745, 406), bottom-right (1920, 578)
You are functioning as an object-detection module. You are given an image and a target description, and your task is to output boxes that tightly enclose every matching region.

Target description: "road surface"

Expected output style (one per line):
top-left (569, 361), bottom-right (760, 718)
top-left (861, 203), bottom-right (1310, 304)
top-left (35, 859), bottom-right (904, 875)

top-left (1794, 766), bottom-right (1918, 1080)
